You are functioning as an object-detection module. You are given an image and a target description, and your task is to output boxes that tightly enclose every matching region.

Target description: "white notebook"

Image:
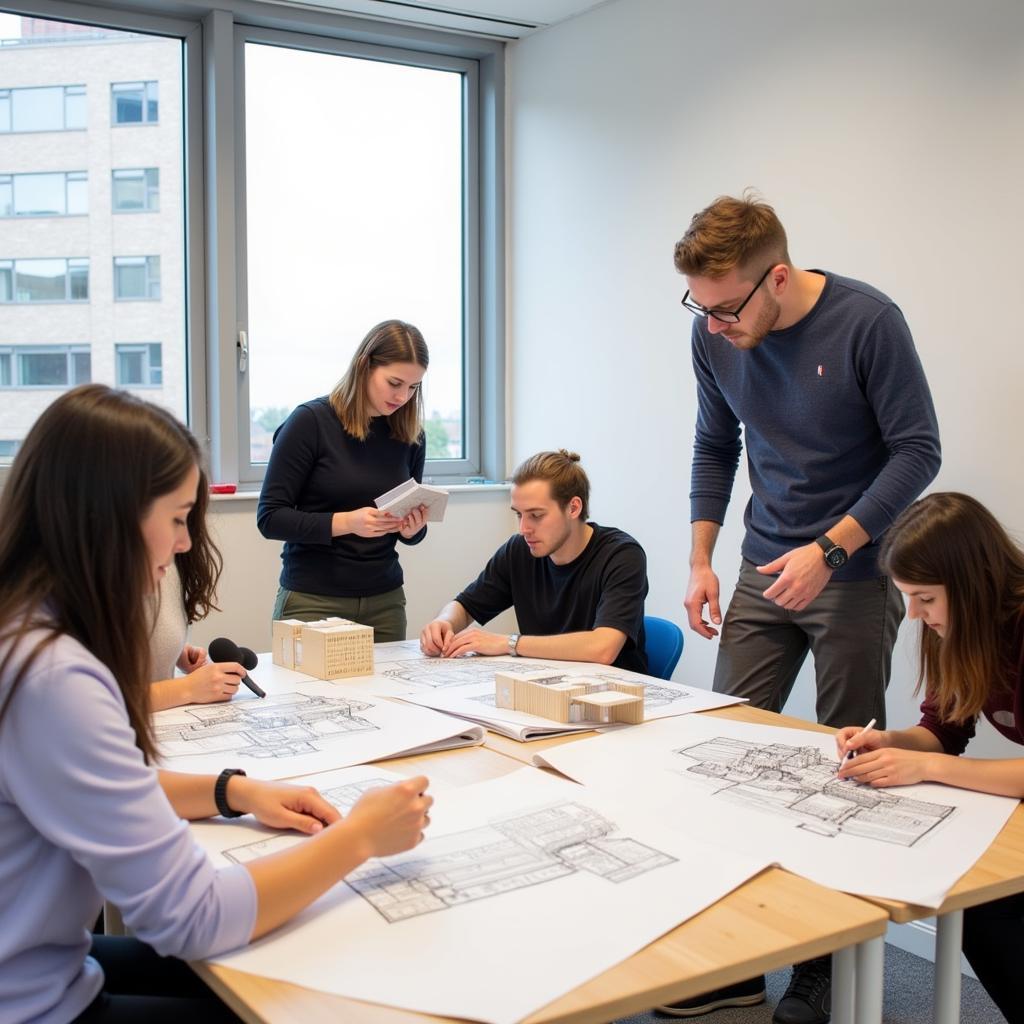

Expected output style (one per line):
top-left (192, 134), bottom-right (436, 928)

top-left (375, 478), bottom-right (449, 522)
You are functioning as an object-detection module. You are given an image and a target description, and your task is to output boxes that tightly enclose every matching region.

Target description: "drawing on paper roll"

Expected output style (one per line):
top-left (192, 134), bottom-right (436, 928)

top-left (155, 692), bottom-right (379, 760)
top-left (345, 801), bottom-right (677, 923)
top-left (222, 777), bottom-right (397, 864)
top-left (673, 737), bottom-right (955, 847)
top-left (382, 658), bottom-right (563, 690)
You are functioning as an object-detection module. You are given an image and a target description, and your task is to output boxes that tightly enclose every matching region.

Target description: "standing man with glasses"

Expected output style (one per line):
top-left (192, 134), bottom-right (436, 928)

top-left (655, 193), bottom-right (940, 1024)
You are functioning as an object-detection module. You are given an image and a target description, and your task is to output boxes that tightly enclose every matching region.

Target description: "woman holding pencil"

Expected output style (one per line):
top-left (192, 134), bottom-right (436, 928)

top-left (257, 320), bottom-right (431, 641)
top-left (836, 491), bottom-right (1024, 1021)
top-left (0, 385), bottom-right (432, 1020)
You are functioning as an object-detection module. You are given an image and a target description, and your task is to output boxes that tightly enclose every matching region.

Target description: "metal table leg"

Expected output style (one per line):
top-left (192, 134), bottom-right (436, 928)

top-left (832, 945), bottom-right (857, 1024)
top-left (855, 935), bottom-right (884, 1024)
top-left (934, 910), bottom-right (964, 1024)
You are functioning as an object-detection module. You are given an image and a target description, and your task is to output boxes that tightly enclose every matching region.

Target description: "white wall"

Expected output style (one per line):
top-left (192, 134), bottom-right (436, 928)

top-left (506, 0), bottom-right (1024, 757)
top-left (192, 489), bottom-right (517, 653)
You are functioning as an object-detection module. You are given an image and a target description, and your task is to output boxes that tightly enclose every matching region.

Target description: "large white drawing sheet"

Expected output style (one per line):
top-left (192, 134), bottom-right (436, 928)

top-left (535, 716), bottom-right (1019, 909)
top-left (368, 648), bottom-right (746, 727)
top-left (192, 765), bottom-right (770, 1024)
top-left (153, 661), bottom-right (484, 780)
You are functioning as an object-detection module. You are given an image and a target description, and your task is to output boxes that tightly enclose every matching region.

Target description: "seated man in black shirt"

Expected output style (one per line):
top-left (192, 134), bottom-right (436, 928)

top-left (419, 450), bottom-right (649, 673)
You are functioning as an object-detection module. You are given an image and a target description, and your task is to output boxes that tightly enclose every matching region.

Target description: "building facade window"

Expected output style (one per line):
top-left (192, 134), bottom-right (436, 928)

top-left (0, 440), bottom-right (20, 459)
top-left (0, 84), bottom-right (86, 132)
top-left (113, 256), bottom-right (161, 300)
top-left (112, 168), bottom-right (159, 211)
top-left (111, 80), bottom-right (158, 124)
top-left (0, 258), bottom-right (89, 302)
top-left (116, 342), bottom-right (163, 386)
top-left (0, 170), bottom-right (87, 216)
top-left (0, 344), bottom-right (91, 387)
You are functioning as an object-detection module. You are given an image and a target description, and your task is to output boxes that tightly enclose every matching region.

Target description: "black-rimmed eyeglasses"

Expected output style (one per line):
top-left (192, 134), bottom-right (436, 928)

top-left (681, 265), bottom-right (773, 324)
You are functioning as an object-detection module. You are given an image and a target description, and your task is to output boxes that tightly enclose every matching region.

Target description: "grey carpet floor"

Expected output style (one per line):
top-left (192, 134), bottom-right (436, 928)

top-left (614, 946), bottom-right (1005, 1023)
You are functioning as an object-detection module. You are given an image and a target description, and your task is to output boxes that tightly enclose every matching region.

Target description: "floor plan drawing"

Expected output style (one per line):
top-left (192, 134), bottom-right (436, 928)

top-left (674, 737), bottom-right (955, 847)
top-left (381, 658), bottom-right (563, 690)
top-left (345, 801), bottom-right (677, 923)
top-left (155, 691), bottom-right (379, 760)
top-left (221, 777), bottom-right (397, 864)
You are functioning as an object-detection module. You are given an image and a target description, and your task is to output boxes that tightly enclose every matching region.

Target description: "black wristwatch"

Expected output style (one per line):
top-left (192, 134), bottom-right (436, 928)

top-left (214, 768), bottom-right (247, 818)
top-left (815, 535), bottom-right (848, 570)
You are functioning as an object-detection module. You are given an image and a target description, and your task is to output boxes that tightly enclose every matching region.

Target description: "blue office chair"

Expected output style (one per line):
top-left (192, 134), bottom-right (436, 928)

top-left (643, 615), bottom-right (684, 680)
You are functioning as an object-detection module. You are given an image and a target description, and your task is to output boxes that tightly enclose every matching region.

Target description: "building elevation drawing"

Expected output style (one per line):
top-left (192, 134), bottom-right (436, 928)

top-left (343, 801), bottom-right (677, 923)
top-left (674, 737), bottom-right (955, 847)
top-left (381, 658), bottom-right (563, 690)
top-left (155, 691), bottom-right (379, 760)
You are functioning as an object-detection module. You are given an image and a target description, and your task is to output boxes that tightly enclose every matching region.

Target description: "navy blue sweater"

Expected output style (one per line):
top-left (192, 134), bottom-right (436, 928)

top-left (690, 271), bottom-right (941, 580)
top-left (257, 397), bottom-right (426, 598)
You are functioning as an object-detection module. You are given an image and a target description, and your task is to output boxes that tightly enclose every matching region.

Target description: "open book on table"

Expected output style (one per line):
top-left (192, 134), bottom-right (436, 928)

top-left (375, 478), bottom-right (449, 522)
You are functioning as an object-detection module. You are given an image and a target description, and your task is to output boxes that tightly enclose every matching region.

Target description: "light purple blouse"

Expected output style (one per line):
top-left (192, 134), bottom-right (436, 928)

top-left (0, 629), bottom-right (257, 1023)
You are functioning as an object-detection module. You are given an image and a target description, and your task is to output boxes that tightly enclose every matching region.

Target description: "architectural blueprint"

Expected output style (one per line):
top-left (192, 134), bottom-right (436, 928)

top-left (153, 676), bottom-right (484, 779)
top-left (535, 715), bottom-right (1019, 908)
top-left (674, 736), bottom-right (954, 847)
top-left (347, 801), bottom-right (675, 922)
top-left (390, 668), bottom-right (744, 740)
top-left (193, 766), bottom-right (769, 1024)
top-left (380, 655), bottom-right (564, 690)
top-left (155, 692), bottom-right (379, 761)
top-left (221, 775), bottom-right (401, 864)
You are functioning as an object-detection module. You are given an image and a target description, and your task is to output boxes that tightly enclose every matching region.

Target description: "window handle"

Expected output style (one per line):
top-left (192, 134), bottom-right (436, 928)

top-left (237, 330), bottom-right (248, 374)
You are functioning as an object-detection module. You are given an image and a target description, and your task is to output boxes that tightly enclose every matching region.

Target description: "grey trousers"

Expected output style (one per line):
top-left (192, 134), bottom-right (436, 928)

top-left (711, 559), bottom-right (904, 729)
top-left (272, 585), bottom-right (408, 644)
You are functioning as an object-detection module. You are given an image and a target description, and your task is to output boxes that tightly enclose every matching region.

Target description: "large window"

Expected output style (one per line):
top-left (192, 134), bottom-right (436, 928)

top-left (113, 255), bottom-right (161, 300)
top-left (116, 342), bottom-right (163, 386)
top-left (0, 258), bottom-right (88, 302)
top-left (0, 4), bottom-right (502, 485)
top-left (0, 84), bottom-right (86, 131)
top-left (0, 344), bottom-right (91, 387)
top-left (0, 171), bottom-right (87, 216)
top-left (241, 36), bottom-right (469, 471)
top-left (111, 80), bottom-right (158, 124)
top-left (0, 13), bottom-right (185, 465)
top-left (112, 168), bottom-right (159, 211)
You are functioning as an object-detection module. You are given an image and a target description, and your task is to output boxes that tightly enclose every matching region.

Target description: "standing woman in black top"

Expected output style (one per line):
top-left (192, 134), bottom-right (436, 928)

top-left (258, 320), bottom-right (430, 641)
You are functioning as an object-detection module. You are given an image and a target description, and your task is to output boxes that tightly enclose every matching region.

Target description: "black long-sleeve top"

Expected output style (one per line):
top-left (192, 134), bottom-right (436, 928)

top-left (257, 397), bottom-right (426, 598)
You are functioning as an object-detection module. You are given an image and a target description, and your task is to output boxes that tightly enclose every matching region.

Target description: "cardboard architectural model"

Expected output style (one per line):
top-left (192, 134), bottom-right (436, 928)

top-left (494, 669), bottom-right (644, 725)
top-left (272, 617), bottom-right (374, 680)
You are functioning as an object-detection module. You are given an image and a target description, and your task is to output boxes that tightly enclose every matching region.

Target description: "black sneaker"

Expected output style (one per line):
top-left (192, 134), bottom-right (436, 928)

top-left (655, 976), bottom-right (766, 1017)
top-left (773, 956), bottom-right (831, 1024)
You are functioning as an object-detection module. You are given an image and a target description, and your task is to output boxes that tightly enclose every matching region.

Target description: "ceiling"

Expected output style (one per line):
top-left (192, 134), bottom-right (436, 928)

top-left (274, 0), bottom-right (612, 38)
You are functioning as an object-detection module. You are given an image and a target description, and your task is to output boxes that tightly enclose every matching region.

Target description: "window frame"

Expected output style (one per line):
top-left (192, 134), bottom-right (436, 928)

top-left (0, 83), bottom-right (86, 132)
top-left (113, 255), bottom-right (161, 301)
top-left (110, 79), bottom-right (159, 125)
top-left (0, 170), bottom-right (88, 217)
top-left (0, 0), bottom-right (504, 490)
top-left (116, 342), bottom-right (163, 387)
top-left (230, 23), bottom-right (489, 486)
top-left (0, 257), bottom-right (90, 303)
top-left (0, 344), bottom-right (91, 388)
top-left (111, 167), bottom-right (160, 212)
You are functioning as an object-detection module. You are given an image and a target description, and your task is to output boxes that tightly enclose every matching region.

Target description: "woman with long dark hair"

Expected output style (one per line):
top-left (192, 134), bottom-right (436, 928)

top-left (837, 491), bottom-right (1024, 1021)
top-left (257, 319), bottom-right (432, 641)
top-left (149, 472), bottom-right (247, 709)
top-left (0, 385), bottom-right (431, 1021)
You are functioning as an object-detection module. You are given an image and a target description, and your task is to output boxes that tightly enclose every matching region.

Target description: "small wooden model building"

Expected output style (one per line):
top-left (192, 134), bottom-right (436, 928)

top-left (494, 670), bottom-right (644, 725)
top-left (272, 617), bottom-right (374, 680)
